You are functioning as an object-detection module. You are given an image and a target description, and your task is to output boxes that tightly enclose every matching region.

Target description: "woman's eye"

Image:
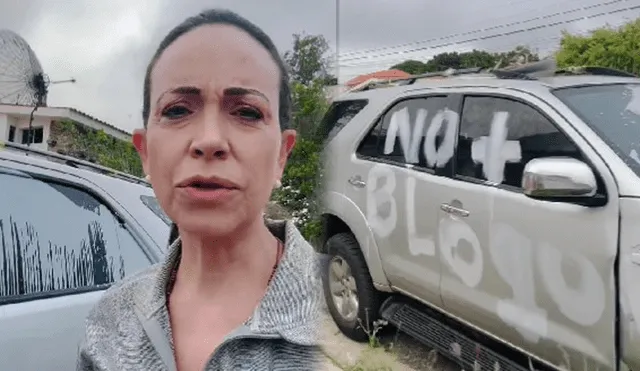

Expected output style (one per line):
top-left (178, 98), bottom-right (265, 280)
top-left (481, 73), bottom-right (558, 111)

top-left (234, 107), bottom-right (264, 121)
top-left (161, 105), bottom-right (191, 119)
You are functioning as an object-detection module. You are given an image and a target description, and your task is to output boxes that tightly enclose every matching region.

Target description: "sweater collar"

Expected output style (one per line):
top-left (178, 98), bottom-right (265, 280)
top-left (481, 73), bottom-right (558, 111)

top-left (134, 219), bottom-right (322, 346)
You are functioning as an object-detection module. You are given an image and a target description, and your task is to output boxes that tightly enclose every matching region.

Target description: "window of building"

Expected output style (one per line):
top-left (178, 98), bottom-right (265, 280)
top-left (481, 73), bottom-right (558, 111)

top-left (20, 127), bottom-right (44, 144)
top-left (8, 126), bottom-right (15, 142)
top-left (455, 96), bottom-right (582, 188)
top-left (0, 171), bottom-right (153, 301)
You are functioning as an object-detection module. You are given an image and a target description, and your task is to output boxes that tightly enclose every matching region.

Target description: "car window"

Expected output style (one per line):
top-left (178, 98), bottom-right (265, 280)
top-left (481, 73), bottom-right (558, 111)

top-left (357, 96), bottom-right (455, 171)
top-left (0, 171), bottom-right (153, 301)
top-left (456, 96), bottom-right (583, 188)
top-left (553, 83), bottom-right (640, 177)
top-left (90, 174), bottom-right (171, 250)
top-left (316, 99), bottom-right (368, 144)
top-left (140, 195), bottom-right (171, 226)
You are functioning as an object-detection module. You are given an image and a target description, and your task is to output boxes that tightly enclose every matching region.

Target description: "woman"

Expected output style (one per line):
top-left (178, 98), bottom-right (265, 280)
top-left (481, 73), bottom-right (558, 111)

top-left (77, 9), bottom-right (324, 371)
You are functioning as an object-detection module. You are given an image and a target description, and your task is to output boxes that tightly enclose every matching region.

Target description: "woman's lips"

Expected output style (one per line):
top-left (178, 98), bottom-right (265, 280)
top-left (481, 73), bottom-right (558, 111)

top-left (179, 186), bottom-right (238, 203)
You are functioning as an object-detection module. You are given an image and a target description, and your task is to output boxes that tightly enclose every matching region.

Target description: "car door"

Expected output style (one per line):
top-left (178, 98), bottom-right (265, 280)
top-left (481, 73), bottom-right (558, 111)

top-left (353, 94), bottom-right (456, 307)
top-left (0, 166), bottom-right (156, 371)
top-left (441, 90), bottom-right (618, 369)
top-left (428, 92), bottom-right (495, 339)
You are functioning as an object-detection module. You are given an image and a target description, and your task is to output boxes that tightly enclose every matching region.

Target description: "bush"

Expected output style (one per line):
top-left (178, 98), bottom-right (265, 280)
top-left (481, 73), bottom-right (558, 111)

top-left (556, 18), bottom-right (640, 75)
top-left (52, 120), bottom-right (143, 177)
top-left (272, 137), bottom-right (323, 243)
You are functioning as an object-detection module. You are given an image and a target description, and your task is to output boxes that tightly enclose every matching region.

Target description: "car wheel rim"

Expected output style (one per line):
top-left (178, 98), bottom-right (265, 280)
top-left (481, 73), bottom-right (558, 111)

top-left (328, 255), bottom-right (359, 322)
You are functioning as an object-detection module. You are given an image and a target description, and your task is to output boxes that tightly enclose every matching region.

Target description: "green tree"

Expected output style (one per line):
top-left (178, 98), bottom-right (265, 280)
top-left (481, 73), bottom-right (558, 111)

top-left (495, 45), bottom-right (540, 67)
top-left (460, 49), bottom-right (501, 69)
top-left (290, 79), bottom-right (330, 140)
top-left (284, 33), bottom-right (337, 85)
top-left (556, 19), bottom-right (640, 74)
top-left (423, 51), bottom-right (464, 72)
top-left (390, 59), bottom-right (428, 75)
top-left (274, 33), bottom-right (335, 241)
top-left (389, 46), bottom-right (540, 74)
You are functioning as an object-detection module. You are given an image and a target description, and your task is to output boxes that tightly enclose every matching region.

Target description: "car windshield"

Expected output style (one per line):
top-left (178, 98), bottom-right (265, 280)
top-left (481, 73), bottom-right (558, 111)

top-left (553, 83), bottom-right (640, 177)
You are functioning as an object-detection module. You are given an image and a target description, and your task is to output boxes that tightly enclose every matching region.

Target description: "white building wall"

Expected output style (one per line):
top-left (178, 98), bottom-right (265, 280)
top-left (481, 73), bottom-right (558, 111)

top-left (0, 105), bottom-right (131, 142)
top-left (11, 115), bottom-right (52, 151)
top-left (0, 113), bottom-right (7, 141)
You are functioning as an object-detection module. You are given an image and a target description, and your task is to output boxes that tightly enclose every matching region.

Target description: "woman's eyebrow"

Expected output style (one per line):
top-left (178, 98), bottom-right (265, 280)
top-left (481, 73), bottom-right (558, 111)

top-left (156, 86), bottom-right (201, 105)
top-left (224, 87), bottom-right (269, 103)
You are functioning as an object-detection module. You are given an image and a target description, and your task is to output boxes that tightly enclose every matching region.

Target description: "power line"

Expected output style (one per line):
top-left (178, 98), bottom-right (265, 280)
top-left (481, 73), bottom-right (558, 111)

top-left (333, 2), bottom-right (640, 69)
top-left (336, 27), bottom-right (595, 70)
top-left (337, 0), bottom-right (579, 57)
top-left (337, 37), bottom-right (562, 79)
top-left (336, 0), bottom-right (629, 60)
top-left (336, 0), bottom-right (634, 63)
top-left (336, 19), bottom-right (629, 80)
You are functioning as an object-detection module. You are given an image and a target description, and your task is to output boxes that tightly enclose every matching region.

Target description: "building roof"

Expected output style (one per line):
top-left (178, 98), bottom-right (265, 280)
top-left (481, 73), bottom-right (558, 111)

top-left (345, 69), bottom-right (411, 87)
top-left (65, 106), bottom-right (131, 135)
top-left (0, 103), bottom-right (131, 139)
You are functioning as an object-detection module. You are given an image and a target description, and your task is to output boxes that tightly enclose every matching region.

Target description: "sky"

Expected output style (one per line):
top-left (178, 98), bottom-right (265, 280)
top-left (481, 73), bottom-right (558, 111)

top-left (0, 0), bottom-right (638, 133)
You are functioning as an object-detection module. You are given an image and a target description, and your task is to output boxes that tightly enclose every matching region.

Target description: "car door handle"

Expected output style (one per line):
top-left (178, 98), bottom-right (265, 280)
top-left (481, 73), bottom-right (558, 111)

top-left (348, 175), bottom-right (366, 188)
top-left (440, 203), bottom-right (470, 217)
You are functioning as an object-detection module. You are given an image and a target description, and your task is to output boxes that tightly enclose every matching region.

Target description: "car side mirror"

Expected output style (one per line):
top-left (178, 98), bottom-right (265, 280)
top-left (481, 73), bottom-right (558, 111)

top-left (522, 157), bottom-right (597, 199)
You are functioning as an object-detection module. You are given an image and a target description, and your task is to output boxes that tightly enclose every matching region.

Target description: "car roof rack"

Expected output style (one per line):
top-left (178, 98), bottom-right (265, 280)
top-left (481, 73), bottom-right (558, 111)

top-left (491, 58), bottom-right (637, 80)
top-left (347, 58), bottom-right (638, 93)
top-left (397, 67), bottom-right (485, 85)
top-left (348, 67), bottom-right (487, 93)
top-left (0, 140), bottom-right (150, 186)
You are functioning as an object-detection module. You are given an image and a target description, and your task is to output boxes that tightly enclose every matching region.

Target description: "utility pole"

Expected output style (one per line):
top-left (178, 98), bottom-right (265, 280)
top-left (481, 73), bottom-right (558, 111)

top-left (335, 0), bottom-right (340, 86)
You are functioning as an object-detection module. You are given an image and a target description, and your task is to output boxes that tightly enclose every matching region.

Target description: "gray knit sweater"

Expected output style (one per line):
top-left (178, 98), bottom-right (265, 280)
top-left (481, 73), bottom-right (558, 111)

top-left (76, 220), bottom-right (324, 370)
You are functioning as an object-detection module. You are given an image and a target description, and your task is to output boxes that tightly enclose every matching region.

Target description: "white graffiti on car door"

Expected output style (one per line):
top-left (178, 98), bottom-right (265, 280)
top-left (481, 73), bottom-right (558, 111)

top-left (366, 163), bottom-right (397, 238)
top-left (439, 215), bottom-right (484, 288)
top-left (407, 176), bottom-right (436, 256)
top-left (367, 164), bottom-right (436, 256)
top-left (364, 103), bottom-right (608, 343)
top-left (491, 223), bottom-right (548, 342)
top-left (537, 242), bottom-right (606, 326)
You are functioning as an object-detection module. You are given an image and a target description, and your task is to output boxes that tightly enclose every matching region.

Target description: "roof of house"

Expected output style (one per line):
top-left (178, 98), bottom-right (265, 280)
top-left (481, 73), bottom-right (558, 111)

top-left (345, 69), bottom-right (411, 87)
top-left (0, 103), bottom-right (131, 137)
top-left (64, 106), bottom-right (131, 135)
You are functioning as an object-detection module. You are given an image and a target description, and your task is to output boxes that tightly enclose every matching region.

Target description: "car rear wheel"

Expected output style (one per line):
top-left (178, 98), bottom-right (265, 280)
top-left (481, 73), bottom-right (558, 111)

top-left (323, 232), bottom-right (382, 342)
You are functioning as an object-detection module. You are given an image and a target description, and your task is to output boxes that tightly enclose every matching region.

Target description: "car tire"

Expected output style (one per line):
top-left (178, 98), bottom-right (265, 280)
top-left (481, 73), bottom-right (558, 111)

top-left (323, 232), bottom-right (382, 342)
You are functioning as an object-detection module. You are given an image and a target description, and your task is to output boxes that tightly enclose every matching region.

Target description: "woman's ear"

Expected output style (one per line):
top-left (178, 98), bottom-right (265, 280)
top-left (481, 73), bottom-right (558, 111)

top-left (132, 129), bottom-right (150, 176)
top-left (278, 130), bottom-right (296, 167)
top-left (275, 130), bottom-right (296, 183)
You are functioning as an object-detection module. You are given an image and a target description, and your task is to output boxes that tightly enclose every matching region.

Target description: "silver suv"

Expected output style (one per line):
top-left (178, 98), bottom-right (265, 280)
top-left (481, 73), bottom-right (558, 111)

top-left (319, 61), bottom-right (640, 371)
top-left (0, 142), bottom-right (171, 371)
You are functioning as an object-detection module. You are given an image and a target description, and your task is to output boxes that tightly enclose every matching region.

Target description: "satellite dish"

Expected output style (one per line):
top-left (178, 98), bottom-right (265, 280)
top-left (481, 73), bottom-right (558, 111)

top-left (0, 29), bottom-right (52, 106)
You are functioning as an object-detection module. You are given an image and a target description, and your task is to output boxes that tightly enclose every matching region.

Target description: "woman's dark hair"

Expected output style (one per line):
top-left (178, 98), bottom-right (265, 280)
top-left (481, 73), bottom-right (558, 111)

top-left (142, 9), bottom-right (291, 130)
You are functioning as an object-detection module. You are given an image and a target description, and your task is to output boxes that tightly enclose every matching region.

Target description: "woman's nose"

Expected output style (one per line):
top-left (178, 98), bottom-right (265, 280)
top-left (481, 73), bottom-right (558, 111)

top-left (189, 118), bottom-right (230, 160)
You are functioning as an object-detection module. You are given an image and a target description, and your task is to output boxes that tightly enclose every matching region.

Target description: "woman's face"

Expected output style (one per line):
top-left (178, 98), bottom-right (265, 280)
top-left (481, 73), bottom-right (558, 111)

top-left (133, 24), bottom-right (296, 237)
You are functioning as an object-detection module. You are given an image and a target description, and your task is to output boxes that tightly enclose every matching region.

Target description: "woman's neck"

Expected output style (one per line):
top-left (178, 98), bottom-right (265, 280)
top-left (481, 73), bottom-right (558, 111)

top-left (173, 218), bottom-right (279, 301)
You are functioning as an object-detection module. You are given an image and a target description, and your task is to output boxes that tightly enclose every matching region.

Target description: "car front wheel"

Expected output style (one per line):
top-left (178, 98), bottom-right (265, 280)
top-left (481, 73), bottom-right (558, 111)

top-left (323, 232), bottom-right (382, 342)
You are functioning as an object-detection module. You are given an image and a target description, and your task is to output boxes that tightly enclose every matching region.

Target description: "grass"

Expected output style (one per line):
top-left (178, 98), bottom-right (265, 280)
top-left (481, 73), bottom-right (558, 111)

top-left (339, 347), bottom-right (395, 371)
top-left (347, 316), bottom-right (445, 371)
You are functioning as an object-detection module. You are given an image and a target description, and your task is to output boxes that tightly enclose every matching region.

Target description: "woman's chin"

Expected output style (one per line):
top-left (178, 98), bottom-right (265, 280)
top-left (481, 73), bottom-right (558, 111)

top-left (176, 209), bottom-right (249, 236)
